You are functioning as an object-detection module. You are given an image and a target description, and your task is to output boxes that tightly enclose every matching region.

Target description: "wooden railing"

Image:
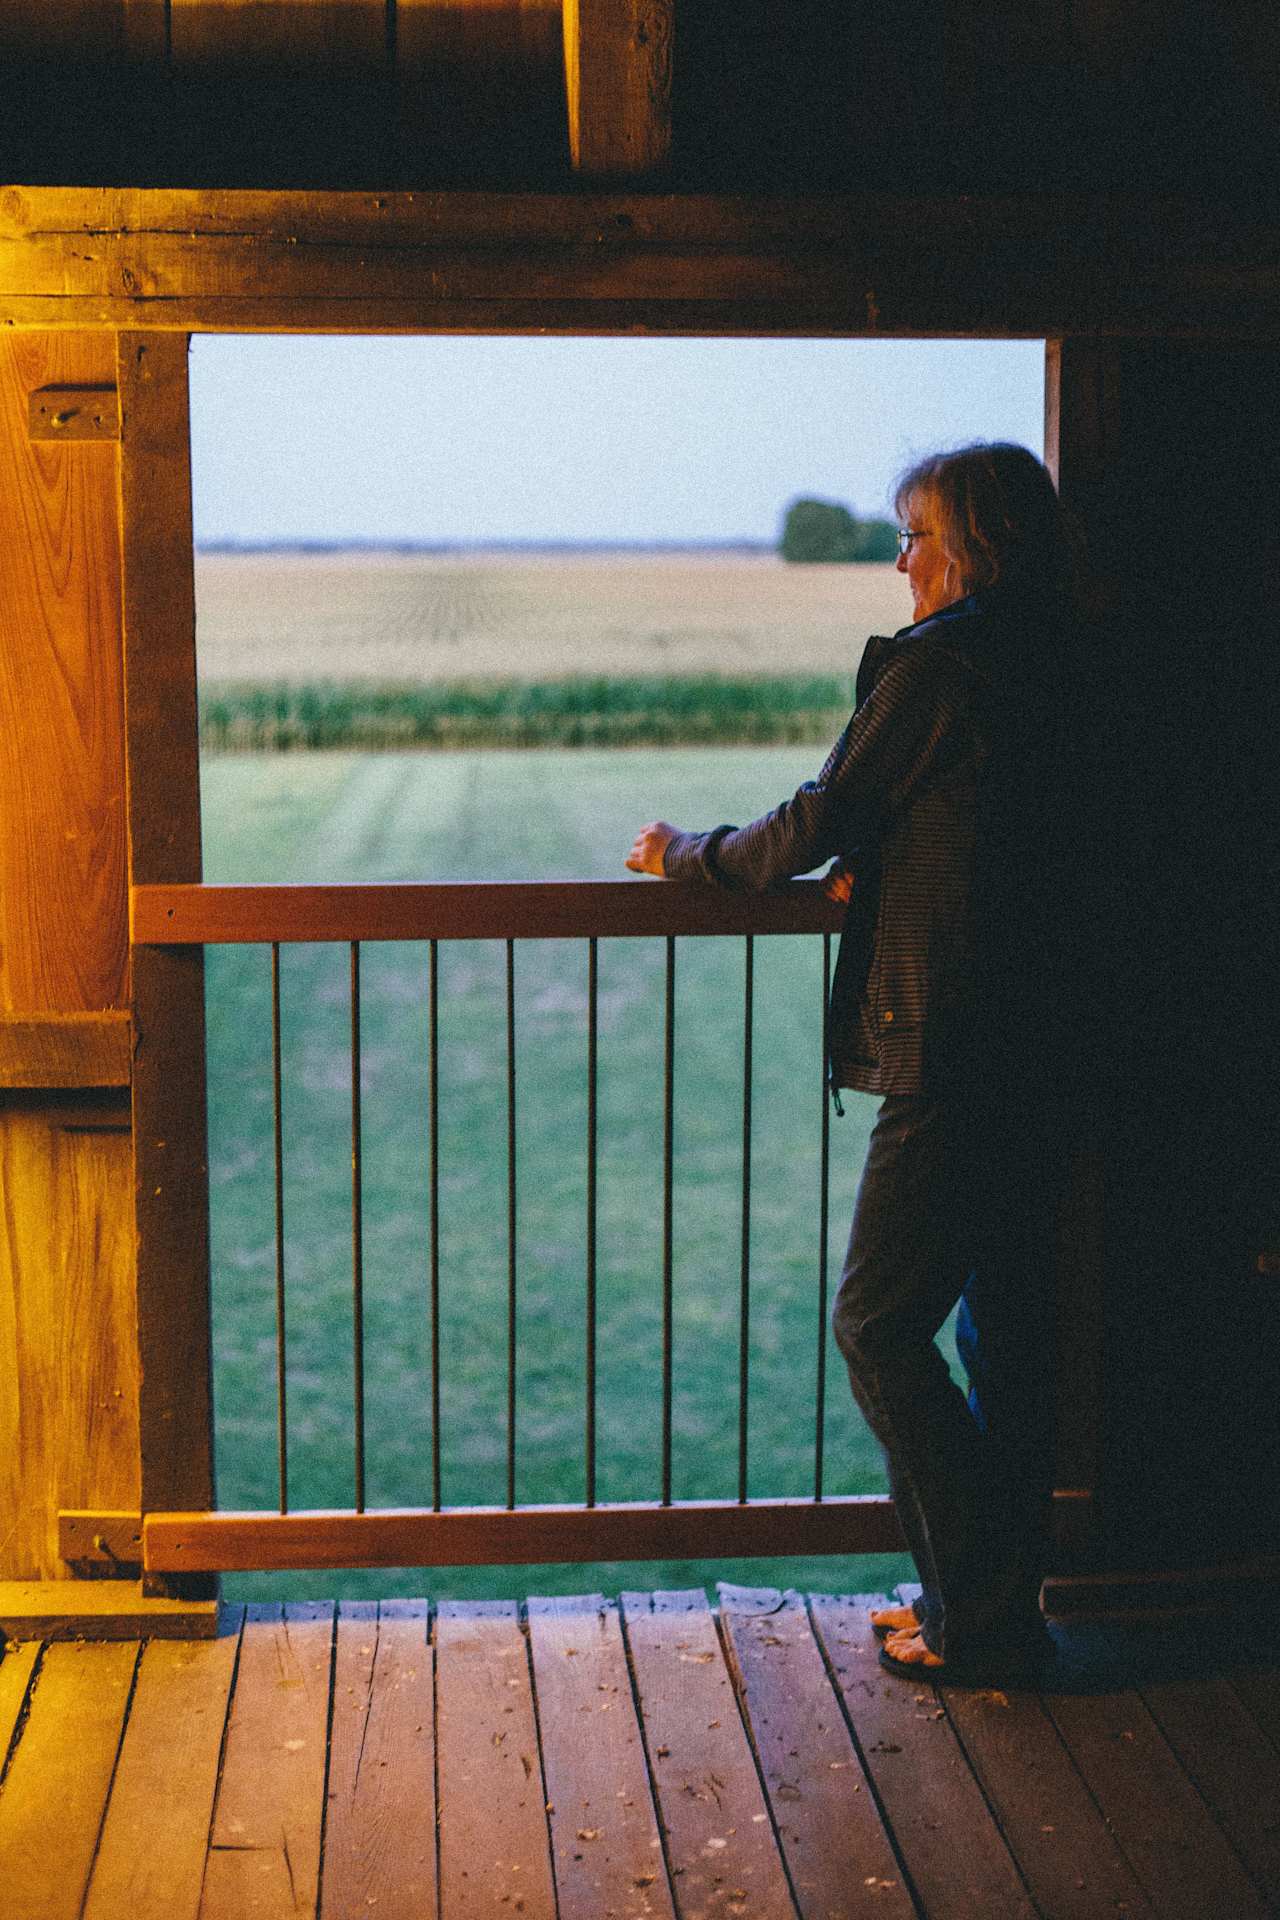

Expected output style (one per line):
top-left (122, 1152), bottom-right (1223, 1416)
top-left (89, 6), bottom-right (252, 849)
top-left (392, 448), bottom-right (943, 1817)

top-left (124, 879), bottom-right (922, 1575)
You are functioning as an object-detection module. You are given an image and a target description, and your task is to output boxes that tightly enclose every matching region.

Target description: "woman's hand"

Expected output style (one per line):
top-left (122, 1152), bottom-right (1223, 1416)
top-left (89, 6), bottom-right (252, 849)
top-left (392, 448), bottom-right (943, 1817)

top-left (822, 860), bottom-right (855, 904)
top-left (626, 821), bottom-right (678, 876)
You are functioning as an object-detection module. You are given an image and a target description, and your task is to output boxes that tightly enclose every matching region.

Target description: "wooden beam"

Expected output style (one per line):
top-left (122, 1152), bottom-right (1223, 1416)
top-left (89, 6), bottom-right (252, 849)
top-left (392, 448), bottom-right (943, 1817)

top-left (0, 1013), bottom-right (132, 1089)
top-left (1, 186), bottom-right (1278, 339)
top-left (117, 334), bottom-right (216, 1599)
top-left (59, 1508), bottom-right (144, 1571)
top-left (564, 0), bottom-right (673, 177)
top-left (131, 879), bottom-right (845, 945)
top-left (145, 1496), bottom-right (908, 1571)
top-left (0, 1578), bottom-right (219, 1640)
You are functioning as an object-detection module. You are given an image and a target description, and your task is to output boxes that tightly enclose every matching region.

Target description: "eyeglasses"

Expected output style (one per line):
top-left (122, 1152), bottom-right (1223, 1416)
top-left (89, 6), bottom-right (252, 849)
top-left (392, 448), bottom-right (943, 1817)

top-left (896, 527), bottom-right (929, 556)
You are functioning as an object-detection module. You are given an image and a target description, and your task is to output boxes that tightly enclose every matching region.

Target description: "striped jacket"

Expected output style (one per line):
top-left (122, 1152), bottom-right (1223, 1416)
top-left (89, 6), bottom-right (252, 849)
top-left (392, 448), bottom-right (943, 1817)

top-left (663, 587), bottom-right (1073, 1096)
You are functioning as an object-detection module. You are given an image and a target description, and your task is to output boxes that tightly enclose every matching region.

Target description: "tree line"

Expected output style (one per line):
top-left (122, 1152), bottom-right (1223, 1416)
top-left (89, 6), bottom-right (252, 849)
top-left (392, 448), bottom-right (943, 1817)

top-left (779, 497), bottom-right (898, 563)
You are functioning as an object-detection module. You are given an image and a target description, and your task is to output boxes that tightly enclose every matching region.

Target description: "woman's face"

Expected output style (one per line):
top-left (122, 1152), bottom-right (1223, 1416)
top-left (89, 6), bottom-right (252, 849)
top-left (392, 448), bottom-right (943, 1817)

top-left (896, 495), bottom-right (954, 622)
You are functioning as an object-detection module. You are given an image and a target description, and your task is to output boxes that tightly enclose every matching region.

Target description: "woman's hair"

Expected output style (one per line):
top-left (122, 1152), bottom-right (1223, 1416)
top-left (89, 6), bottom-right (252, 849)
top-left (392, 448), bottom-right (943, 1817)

top-left (894, 441), bottom-right (1078, 601)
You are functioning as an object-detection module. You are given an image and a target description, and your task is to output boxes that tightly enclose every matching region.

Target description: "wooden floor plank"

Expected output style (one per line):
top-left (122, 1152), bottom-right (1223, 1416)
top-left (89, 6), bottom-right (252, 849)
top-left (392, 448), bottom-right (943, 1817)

top-left (809, 1594), bottom-right (1036, 1920)
top-left (1228, 1658), bottom-right (1280, 1756)
top-left (527, 1592), bottom-right (676, 1920)
top-left (1044, 1679), bottom-right (1273, 1920)
top-left (621, 1588), bottom-right (796, 1920)
top-left (84, 1612), bottom-right (243, 1920)
top-left (0, 1639), bottom-right (138, 1920)
top-left (1140, 1666), bottom-right (1280, 1907)
top-left (940, 1668), bottom-right (1159, 1920)
top-left (435, 1599), bottom-right (557, 1920)
top-left (717, 1586), bottom-right (911, 1920)
top-left (0, 1640), bottom-right (41, 1764)
top-left (201, 1600), bottom-right (334, 1919)
top-left (322, 1599), bottom-right (436, 1920)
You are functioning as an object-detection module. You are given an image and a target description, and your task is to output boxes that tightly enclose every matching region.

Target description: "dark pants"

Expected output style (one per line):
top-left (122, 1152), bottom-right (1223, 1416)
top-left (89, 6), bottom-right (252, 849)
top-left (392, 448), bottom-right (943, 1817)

top-left (832, 1091), bottom-right (1062, 1657)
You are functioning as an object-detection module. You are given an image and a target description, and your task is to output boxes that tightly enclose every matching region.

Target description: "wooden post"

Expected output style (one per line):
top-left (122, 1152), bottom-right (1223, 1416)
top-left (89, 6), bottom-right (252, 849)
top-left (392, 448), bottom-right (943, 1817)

top-left (1046, 336), bottom-right (1280, 1594)
top-left (0, 333), bottom-right (138, 1589)
top-left (563, 0), bottom-right (672, 176)
top-left (117, 333), bottom-right (217, 1602)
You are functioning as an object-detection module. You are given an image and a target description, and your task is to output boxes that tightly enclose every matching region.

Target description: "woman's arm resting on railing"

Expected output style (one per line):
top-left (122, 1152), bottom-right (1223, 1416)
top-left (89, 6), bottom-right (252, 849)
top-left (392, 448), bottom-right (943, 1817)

top-left (627, 819), bottom-right (853, 903)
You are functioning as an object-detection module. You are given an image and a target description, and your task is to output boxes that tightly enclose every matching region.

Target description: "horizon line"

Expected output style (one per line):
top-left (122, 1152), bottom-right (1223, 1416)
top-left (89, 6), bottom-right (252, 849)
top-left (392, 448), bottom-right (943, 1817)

top-left (196, 537), bottom-right (781, 555)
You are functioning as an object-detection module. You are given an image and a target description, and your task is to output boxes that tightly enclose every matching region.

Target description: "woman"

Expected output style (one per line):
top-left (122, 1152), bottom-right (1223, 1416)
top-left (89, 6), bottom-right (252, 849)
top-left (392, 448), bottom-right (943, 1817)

top-left (626, 442), bottom-right (1080, 1678)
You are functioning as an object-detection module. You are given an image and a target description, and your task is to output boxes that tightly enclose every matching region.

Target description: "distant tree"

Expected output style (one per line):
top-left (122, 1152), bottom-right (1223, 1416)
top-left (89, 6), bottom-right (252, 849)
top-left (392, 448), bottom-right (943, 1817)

top-left (780, 497), bottom-right (860, 563)
top-left (852, 517), bottom-right (899, 562)
top-left (780, 497), bottom-right (898, 563)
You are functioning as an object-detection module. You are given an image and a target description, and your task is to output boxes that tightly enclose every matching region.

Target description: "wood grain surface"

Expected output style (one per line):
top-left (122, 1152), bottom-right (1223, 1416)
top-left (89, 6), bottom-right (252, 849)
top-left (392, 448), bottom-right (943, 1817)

top-left (83, 1618), bottom-right (244, 1920)
top-left (0, 1640), bottom-right (139, 1919)
top-left (1, 186), bottom-right (1277, 340)
top-left (0, 333), bottom-right (126, 1014)
top-left (0, 1099), bottom-right (140, 1578)
top-left (324, 1599), bottom-right (436, 1920)
top-left (435, 1599), bottom-right (556, 1919)
top-left (718, 1585), bottom-right (911, 1920)
top-left (621, 1587), bottom-right (795, 1919)
top-left (528, 1593), bottom-right (675, 1920)
top-left (202, 1601), bottom-right (334, 1918)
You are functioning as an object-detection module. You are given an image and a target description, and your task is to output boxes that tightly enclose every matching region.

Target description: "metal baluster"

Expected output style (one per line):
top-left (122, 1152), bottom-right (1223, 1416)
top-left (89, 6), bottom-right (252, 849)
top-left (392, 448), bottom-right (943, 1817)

top-left (428, 938), bottom-right (442, 1512)
top-left (585, 936), bottom-right (598, 1508)
top-left (506, 939), bottom-right (517, 1511)
top-left (738, 935), bottom-right (754, 1504)
top-left (661, 936), bottom-right (675, 1507)
top-left (271, 942), bottom-right (288, 1515)
top-left (350, 941), bottom-right (365, 1513)
top-left (815, 933), bottom-right (832, 1502)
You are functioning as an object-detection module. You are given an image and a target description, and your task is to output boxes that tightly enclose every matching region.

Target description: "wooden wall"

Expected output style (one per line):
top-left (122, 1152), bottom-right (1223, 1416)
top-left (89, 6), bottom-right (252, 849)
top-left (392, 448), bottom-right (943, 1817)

top-left (0, 0), bottom-right (1277, 194)
top-left (0, 335), bottom-right (137, 1579)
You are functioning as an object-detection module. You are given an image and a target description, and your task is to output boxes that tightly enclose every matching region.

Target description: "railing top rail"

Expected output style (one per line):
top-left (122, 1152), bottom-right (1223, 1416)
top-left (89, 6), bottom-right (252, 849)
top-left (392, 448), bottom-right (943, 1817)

top-left (131, 880), bottom-right (845, 945)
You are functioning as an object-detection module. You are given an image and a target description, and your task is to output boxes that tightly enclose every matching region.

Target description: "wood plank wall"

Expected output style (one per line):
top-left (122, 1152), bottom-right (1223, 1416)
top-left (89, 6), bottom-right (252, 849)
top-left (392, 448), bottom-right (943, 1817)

top-left (0, 0), bottom-right (575, 187)
top-left (0, 0), bottom-right (1271, 193)
top-left (0, 335), bottom-right (138, 1579)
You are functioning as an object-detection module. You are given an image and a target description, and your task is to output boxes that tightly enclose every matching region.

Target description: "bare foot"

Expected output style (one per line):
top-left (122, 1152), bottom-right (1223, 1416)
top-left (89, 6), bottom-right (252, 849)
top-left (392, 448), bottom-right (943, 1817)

top-left (882, 1627), bottom-right (944, 1667)
top-left (869, 1603), bottom-right (919, 1637)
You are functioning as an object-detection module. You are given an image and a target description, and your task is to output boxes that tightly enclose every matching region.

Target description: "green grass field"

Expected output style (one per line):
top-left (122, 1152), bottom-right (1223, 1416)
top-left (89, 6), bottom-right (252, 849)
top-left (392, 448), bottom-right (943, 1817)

top-left (203, 744), bottom-right (927, 1603)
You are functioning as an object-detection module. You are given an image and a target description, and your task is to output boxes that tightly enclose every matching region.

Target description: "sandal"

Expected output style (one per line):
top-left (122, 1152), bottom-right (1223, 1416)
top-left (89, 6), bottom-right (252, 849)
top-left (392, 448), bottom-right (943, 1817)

top-left (877, 1623), bottom-right (1053, 1686)
top-left (869, 1603), bottom-right (920, 1640)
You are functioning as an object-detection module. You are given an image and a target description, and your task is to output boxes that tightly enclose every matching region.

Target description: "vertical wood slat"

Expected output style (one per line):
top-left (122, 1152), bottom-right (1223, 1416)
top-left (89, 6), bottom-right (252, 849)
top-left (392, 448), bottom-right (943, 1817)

top-left (0, 1100), bottom-right (139, 1580)
top-left (324, 1599), bottom-right (436, 1920)
top-left (620, 1588), bottom-right (796, 1918)
top-left (717, 1585), bottom-right (913, 1920)
top-left (526, 1593), bottom-right (675, 1920)
top-left (396, 0), bottom-right (566, 183)
top-left (0, 1640), bottom-right (140, 1920)
top-left (118, 332), bottom-right (216, 1563)
top-left (563, 0), bottom-right (672, 176)
top-left (0, 0), bottom-right (150, 56)
top-left (435, 1599), bottom-right (557, 1920)
top-left (82, 1618), bottom-right (244, 1920)
top-left (0, 333), bottom-right (127, 1017)
top-left (170, 0), bottom-right (387, 67)
top-left (202, 1601), bottom-right (334, 1919)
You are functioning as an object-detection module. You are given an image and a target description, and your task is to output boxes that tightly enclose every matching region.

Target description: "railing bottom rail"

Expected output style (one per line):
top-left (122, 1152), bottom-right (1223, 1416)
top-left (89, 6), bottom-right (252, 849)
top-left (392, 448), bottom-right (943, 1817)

top-left (143, 1496), bottom-right (907, 1573)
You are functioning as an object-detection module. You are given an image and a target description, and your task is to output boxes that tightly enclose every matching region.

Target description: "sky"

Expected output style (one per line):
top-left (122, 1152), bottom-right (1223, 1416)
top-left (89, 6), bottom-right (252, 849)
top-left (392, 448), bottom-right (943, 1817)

top-left (189, 335), bottom-right (1044, 546)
